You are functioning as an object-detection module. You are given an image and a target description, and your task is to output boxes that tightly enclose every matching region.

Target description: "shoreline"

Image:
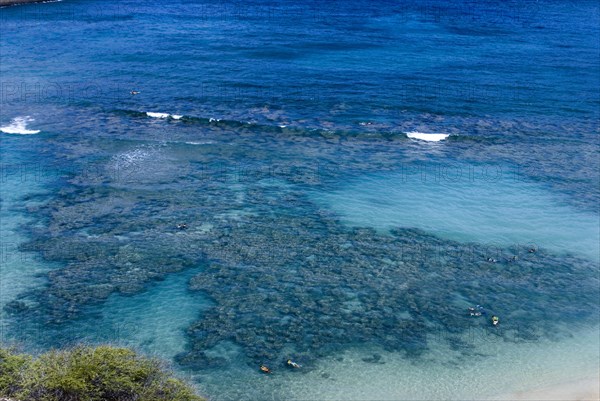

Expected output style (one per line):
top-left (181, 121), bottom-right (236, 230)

top-left (498, 377), bottom-right (600, 401)
top-left (0, 0), bottom-right (57, 6)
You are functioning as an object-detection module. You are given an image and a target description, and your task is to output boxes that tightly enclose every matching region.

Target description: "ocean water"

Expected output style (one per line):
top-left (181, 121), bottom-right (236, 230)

top-left (1, 0), bottom-right (599, 400)
top-left (313, 163), bottom-right (600, 261)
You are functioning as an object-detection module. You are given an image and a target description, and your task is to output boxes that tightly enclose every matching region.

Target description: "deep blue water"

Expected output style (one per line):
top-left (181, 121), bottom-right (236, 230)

top-left (1, 0), bottom-right (599, 399)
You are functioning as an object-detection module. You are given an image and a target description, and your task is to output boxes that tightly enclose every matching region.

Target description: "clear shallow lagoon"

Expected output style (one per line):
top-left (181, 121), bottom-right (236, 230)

top-left (1, 0), bottom-right (599, 400)
top-left (314, 164), bottom-right (600, 261)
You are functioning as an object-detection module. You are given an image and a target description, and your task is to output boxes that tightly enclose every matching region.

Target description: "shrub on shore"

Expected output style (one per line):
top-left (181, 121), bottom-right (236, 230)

top-left (0, 345), bottom-right (204, 401)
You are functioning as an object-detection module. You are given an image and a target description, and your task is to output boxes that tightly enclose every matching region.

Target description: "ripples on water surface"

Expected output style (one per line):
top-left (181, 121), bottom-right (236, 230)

top-left (1, 0), bottom-right (599, 399)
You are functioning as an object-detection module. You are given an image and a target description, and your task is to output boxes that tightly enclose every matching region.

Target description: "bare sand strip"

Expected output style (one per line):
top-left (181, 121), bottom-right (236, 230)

top-left (499, 377), bottom-right (599, 401)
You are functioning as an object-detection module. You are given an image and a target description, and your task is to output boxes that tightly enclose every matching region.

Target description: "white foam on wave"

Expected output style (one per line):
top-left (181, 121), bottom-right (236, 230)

top-left (146, 112), bottom-right (170, 119)
top-left (146, 112), bottom-right (184, 120)
top-left (0, 117), bottom-right (41, 135)
top-left (406, 131), bottom-right (450, 142)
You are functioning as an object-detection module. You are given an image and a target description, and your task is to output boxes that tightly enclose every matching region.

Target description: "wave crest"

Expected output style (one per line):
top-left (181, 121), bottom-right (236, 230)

top-left (405, 131), bottom-right (450, 142)
top-left (1, 117), bottom-right (41, 135)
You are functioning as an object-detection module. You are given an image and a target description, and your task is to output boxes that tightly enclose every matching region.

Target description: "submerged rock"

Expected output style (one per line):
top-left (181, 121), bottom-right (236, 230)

top-left (6, 123), bottom-right (599, 373)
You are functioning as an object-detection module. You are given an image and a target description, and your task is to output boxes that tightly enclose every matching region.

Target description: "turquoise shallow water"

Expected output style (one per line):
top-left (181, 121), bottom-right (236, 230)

top-left (51, 268), bottom-right (212, 360)
top-left (314, 163), bottom-right (600, 261)
top-left (1, 0), bottom-right (599, 400)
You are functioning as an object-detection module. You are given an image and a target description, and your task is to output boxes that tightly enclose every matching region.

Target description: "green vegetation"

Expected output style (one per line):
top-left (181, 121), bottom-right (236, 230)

top-left (0, 345), bottom-right (205, 401)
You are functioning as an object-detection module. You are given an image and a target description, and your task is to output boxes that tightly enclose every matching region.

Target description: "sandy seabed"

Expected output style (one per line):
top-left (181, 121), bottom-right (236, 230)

top-left (500, 378), bottom-right (600, 401)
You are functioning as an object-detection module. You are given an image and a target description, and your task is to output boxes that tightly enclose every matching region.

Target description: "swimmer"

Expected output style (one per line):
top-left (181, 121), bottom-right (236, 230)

top-left (260, 365), bottom-right (272, 374)
top-left (468, 305), bottom-right (484, 317)
top-left (287, 359), bottom-right (301, 368)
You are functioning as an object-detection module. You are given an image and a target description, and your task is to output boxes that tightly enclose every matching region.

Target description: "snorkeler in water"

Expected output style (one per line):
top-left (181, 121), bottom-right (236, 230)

top-left (260, 365), bottom-right (272, 374)
top-left (287, 359), bottom-right (301, 369)
top-left (468, 305), bottom-right (485, 317)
